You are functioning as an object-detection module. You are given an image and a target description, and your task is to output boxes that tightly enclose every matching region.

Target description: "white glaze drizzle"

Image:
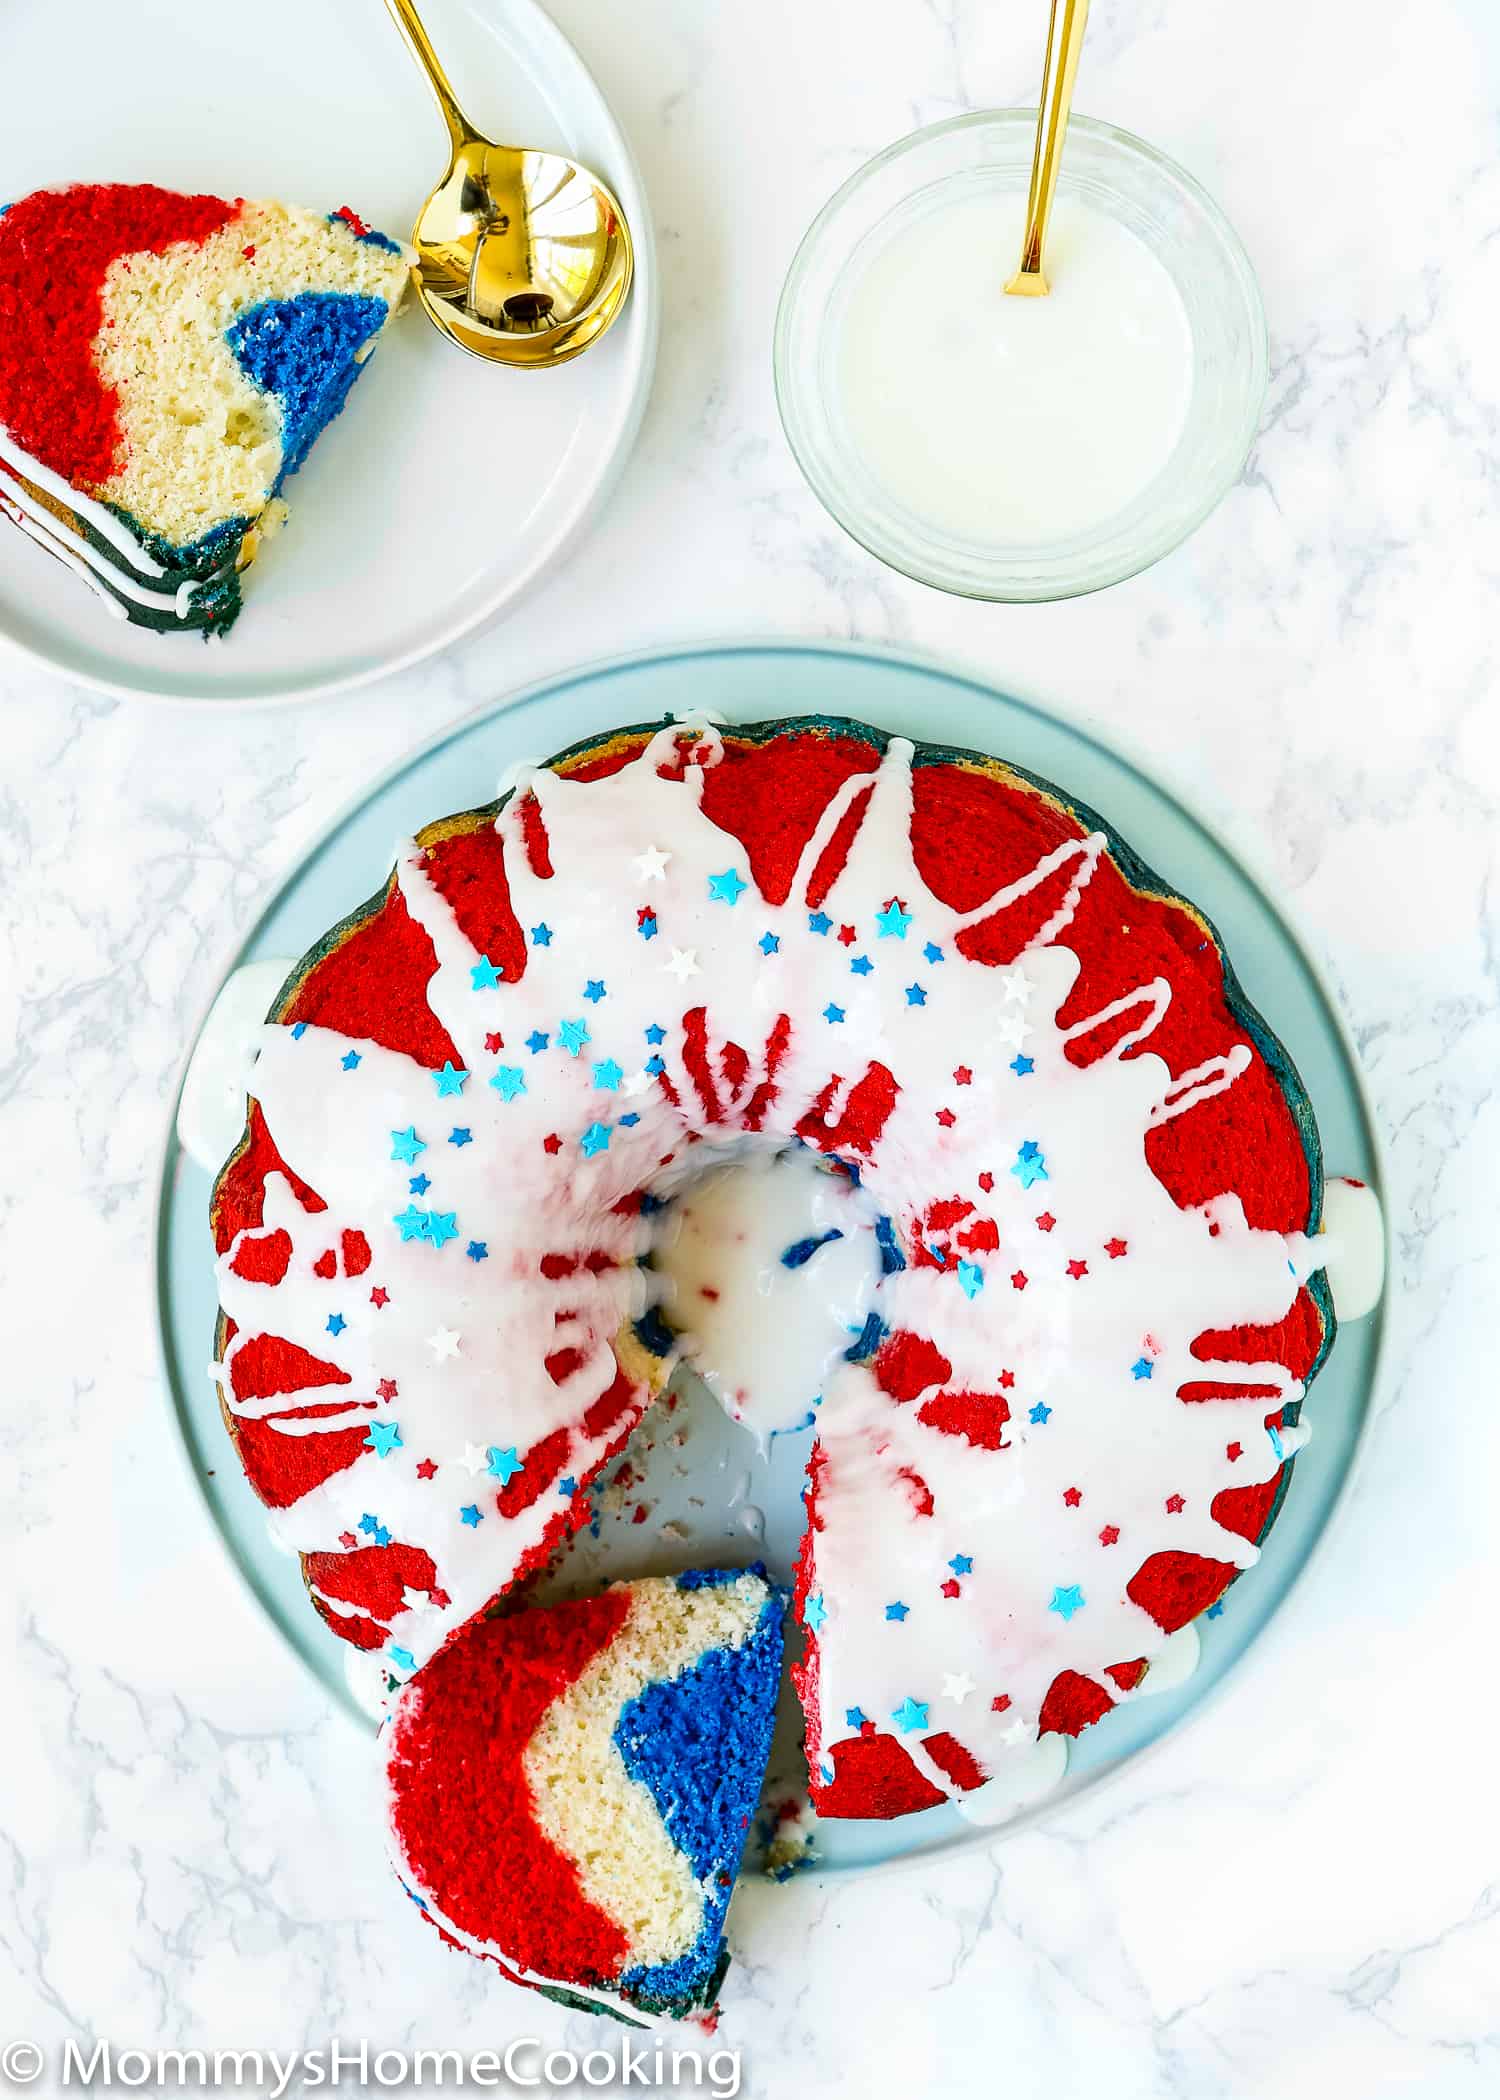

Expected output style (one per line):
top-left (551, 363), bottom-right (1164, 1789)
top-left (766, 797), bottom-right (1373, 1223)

top-left (0, 446), bottom-right (221, 620)
top-left (213, 726), bottom-right (1327, 1799)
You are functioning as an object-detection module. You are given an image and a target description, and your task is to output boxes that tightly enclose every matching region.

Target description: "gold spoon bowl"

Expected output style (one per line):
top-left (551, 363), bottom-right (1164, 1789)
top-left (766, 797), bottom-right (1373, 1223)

top-left (384, 0), bottom-right (633, 366)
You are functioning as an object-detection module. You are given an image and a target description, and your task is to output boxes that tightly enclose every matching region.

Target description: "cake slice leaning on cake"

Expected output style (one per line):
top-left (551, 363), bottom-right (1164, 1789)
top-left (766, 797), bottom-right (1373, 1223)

top-left (0, 183), bottom-right (409, 636)
top-left (384, 1570), bottom-right (786, 2026)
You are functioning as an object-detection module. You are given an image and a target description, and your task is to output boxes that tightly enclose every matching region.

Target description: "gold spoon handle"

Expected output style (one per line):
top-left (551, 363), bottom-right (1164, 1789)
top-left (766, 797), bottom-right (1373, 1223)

top-left (382, 0), bottom-right (474, 151)
top-left (1006, 0), bottom-right (1091, 296)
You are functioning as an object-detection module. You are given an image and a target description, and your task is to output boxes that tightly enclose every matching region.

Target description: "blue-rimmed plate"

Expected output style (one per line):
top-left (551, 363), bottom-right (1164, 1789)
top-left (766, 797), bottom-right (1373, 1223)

top-left (153, 640), bottom-right (1386, 1872)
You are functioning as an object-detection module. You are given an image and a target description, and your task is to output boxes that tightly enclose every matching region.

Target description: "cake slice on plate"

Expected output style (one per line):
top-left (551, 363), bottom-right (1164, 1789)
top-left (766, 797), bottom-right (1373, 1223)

top-left (384, 1569), bottom-right (785, 2025)
top-left (0, 182), bottom-right (409, 637)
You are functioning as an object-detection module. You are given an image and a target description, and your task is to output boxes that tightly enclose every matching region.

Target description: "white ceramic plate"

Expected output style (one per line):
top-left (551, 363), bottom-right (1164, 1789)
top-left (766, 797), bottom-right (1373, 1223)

top-left (1, 0), bottom-right (657, 705)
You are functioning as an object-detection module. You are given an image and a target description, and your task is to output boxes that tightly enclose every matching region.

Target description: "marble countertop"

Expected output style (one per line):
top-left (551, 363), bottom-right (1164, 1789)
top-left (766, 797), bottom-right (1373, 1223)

top-left (4, 0), bottom-right (1499, 2093)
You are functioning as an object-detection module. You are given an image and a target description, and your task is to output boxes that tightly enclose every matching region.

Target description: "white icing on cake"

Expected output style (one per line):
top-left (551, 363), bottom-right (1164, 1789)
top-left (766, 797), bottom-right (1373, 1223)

top-left (178, 958), bottom-right (298, 1171)
top-left (1319, 1176), bottom-right (1385, 1322)
top-left (213, 723), bottom-right (1328, 1802)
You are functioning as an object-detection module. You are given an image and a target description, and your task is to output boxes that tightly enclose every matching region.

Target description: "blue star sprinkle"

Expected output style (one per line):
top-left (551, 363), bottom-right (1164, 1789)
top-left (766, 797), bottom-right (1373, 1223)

top-left (808, 911), bottom-right (833, 935)
top-left (824, 1003), bottom-right (846, 1025)
top-left (619, 1112), bottom-right (640, 1128)
top-left (1205, 1600), bottom-right (1225, 1619)
top-left (1029, 1401), bottom-right (1053, 1425)
top-left (449, 1127), bottom-right (472, 1147)
top-left (525, 1030), bottom-right (550, 1054)
top-left (558, 1477), bottom-right (577, 1498)
top-left (466, 1241), bottom-right (488, 1263)
top-left (644, 1023), bottom-right (666, 1045)
top-left (366, 1421), bottom-right (402, 1458)
top-left (434, 1061), bottom-right (468, 1096)
top-left (486, 1445), bottom-right (524, 1485)
top-left (1011, 1055), bottom-right (1035, 1076)
top-left (1131, 1357), bottom-right (1154, 1381)
top-left (358, 1513), bottom-right (391, 1546)
top-left (592, 1059), bottom-right (624, 1091)
top-left (645, 1054), bottom-right (666, 1076)
top-left (558, 1017), bottom-right (591, 1056)
top-left (580, 1121), bottom-right (612, 1157)
top-left (875, 901), bottom-right (912, 939)
top-left (1011, 1141), bottom-right (1049, 1189)
top-left (326, 1313), bottom-right (346, 1336)
top-left (490, 1065), bottom-right (527, 1102)
top-left (845, 1707), bottom-right (869, 1731)
top-left (892, 1696), bottom-right (929, 1733)
top-left (459, 1503), bottom-right (483, 1528)
top-left (341, 1050), bottom-right (361, 1071)
top-left (957, 1260), bottom-right (984, 1300)
top-left (923, 941), bottom-right (945, 964)
top-left (426, 1212), bottom-right (459, 1249)
top-left (803, 1592), bottom-right (828, 1631)
top-left (388, 1646), bottom-right (415, 1672)
top-left (393, 1205), bottom-right (429, 1242)
top-left (583, 979), bottom-right (607, 1004)
top-left (408, 1174), bottom-right (431, 1196)
top-left (708, 868), bottom-right (748, 906)
top-left (905, 983), bottom-right (927, 1007)
top-left (530, 923), bottom-right (553, 947)
top-left (470, 956), bottom-right (504, 990)
top-left (1049, 1584), bottom-right (1086, 1621)
top-left (390, 1127), bottom-right (426, 1163)
top-left (885, 1600), bottom-right (909, 1622)
top-left (850, 955), bottom-right (873, 976)
top-left (638, 913), bottom-right (658, 941)
top-left (950, 1554), bottom-right (973, 1575)
top-left (759, 932), bottom-right (780, 956)
top-left (291, 1022), bottom-right (308, 1040)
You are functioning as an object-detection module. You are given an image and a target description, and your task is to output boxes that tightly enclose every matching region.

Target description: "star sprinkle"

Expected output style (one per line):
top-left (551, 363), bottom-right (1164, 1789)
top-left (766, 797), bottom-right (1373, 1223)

top-left (949, 1553), bottom-right (973, 1575)
top-left (1227, 1441), bottom-right (1243, 1462)
top-left (427, 1328), bottom-right (461, 1362)
top-left (803, 1592), bottom-right (828, 1631)
top-left (953, 1066), bottom-right (972, 1085)
top-left (408, 1174), bottom-right (431, 1196)
top-left (645, 1054), bottom-right (666, 1076)
top-left (1011, 1141), bottom-right (1048, 1189)
top-left (376, 1378), bottom-right (398, 1401)
top-left (339, 1531), bottom-right (358, 1548)
top-left (558, 1018), bottom-right (591, 1055)
top-left (1131, 1357), bottom-right (1154, 1380)
top-left (580, 1122), bottom-right (612, 1157)
top-left (875, 901), bottom-right (911, 939)
top-left (808, 911), bottom-right (833, 935)
top-left (634, 846), bottom-right (670, 881)
top-left (637, 911), bottom-right (658, 941)
top-left (434, 1061), bottom-right (469, 1096)
top-left (341, 1050), bottom-right (361, 1071)
top-left (593, 1058), bottom-right (624, 1091)
top-left (644, 1023), bottom-right (666, 1045)
top-left (542, 1134), bottom-right (562, 1154)
top-left (1000, 969), bottom-right (1032, 1004)
top-left (388, 1646), bottom-right (415, 1672)
top-left (1105, 1236), bottom-right (1129, 1259)
top-left (1165, 1493), bottom-right (1186, 1514)
top-left (1049, 1584), bottom-right (1086, 1621)
top-left (941, 1579), bottom-right (961, 1599)
top-left (708, 867), bottom-right (748, 905)
top-left (416, 1459), bottom-right (438, 1480)
top-left (449, 1127), bottom-right (472, 1147)
top-left (326, 1313), bottom-right (346, 1336)
top-left (490, 1065), bottom-right (527, 1101)
top-left (393, 1205), bottom-right (429, 1242)
top-left (758, 932), bottom-right (780, 956)
top-left (1000, 1718), bottom-right (1029, 1748)
top-left (583, 979), bottom-right (607, 1003)
top-left (470, 956), bottom-right (504, 990)
top-left (1099, 1524), bottom-right (1120, 1546)
top-left (459, 1504), bottom-right (483, 1527)
top-left (905, 983), bottom-right (927, 1006)
top-left (884, 1600), bottom-right (909, 1622)
top-left (291, 1023), bottom-right (308, 1040)
top-left (957, 1260), bottom-right (984, 1299)
top-left (823, 1003), bottom-right (846, 1025)
top-left (466, 1241), bottom-right (488, 1263)
top-left (525, 1030), bottom-right (550, 1054)
top-left (892, 1696), bottom-right (929, 1733)
top-left (530, 923), bottom-right (553, 947)
top-left (923, 942), bottom-right (944, 964)
top-left (1067, 1258), bottom-right (1089, 1280)
top-left (936, 1108), bottom-right (956, 1128)
top-left (1028, 1402), bottom-right (1052, 1425)
top-left (850, 954), bottom-right (873, 976)
top-left (941, 1673), bottom-right (975, 1704)
top-left (1010, 1055), bottom-right (1035, 1076)
top-left (1205, 1600), bottom-right (1225, 1620)
top-left (390, 1127), bottom-right (426, 1163)
top-left (456, 1443), bottom-right (487, 1475)
top-left (1036, 1211), bottom-right (1055, 1231)
top-left (1011, 1270), bottom-right (1029, 1290)
top-left (663, 948), bottom-right (700, 982)
top-left (426, 1212), bottom-right (459, 1249)
top-left (486, 1446), bottom-right (524, 1485)
top-left (845, 1706), bottom-right (869, 1731)
top-left (484, 1034), bottom-right (504, 1054)
top-left (558, 1477), bottom-right (577, 1498)
top-left (1062, 1486), bottom-right (1082, 1507)
top-left (366, 1421), bottom-right (403, 1458)
top-left (400, 1587), bottom-right (431, 1614)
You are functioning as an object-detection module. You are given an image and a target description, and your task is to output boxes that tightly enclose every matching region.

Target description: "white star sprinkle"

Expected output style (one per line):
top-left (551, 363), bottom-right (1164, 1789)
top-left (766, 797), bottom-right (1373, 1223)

top-left (427, 1328), bottom-right (462, 1362)
top-left (634, 846), bottom-right (671, 882)
top-left (1000, 1718), bottom-right (1029, 1748)
top-left (1000, 968), bottom-right (1032, 1005)
top-left (663, 947), bottom-right (701, 982)
top-left (622, 1068), bottom-right (652, 1097)
top-left (456, 1441), bottom-right (487, 1474)
top-left (941, 1672), bottom-right (976, 1704)
top-left (995, 1011), bottom-right (1034, 1050)
top-left (400, 1586), bottom-right (432, 1615)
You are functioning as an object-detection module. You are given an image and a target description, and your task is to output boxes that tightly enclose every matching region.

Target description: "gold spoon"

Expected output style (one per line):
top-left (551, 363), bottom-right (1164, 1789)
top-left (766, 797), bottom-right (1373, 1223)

top-left (382, 0), bottom-right (633, 366)
top-left (1005, 0), bottom-right (1091, 296)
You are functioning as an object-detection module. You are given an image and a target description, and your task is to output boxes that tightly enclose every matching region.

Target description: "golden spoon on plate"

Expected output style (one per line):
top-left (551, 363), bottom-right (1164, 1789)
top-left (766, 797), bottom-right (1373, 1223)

top-left (1006, 0), bottom-right (1091, 296)
top-left (382, 0), bottom-right (633, 365)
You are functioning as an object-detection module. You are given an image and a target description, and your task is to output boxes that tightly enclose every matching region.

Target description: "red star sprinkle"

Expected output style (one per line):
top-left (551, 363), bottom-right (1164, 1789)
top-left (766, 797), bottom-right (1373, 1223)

top-left (1105, 1237), bottom-right (1128, 1259)
top-left (543, 1133), bottom-right (562, 1154)
top-left (991, 1694), bottom-right (1011, 1714)
top-left (1226, 1441), bottom-right (1243, 1461)
top-left (953, 1066), bottom-right (973, 1086)
top-left (1062, 1486), bottom-right (1082, 1507)
top-left (370, 1286), bottom-right (389, 1308)
top-left (338, 1531), bottom-right (358, 1549)
top-left (941, 1578), bottom-right (961, 1598)
top-left (1036, 1211), bottom-right (1056, 1232)
top-left (430, 1588), bottom-right (451, 1609)
top-left (999, 1369), bottom-right (1015, 1389)
top-left (1099, 1524), bottom-right (1120, 1546)
top-left (1011, 1270), bottom-right (1028, 1291)
top-left (936, 1107), bottom-right (956, 1128)
top-left (242, 243), bottom-right (256, 260)
top-left (978, 1171), bottom-right (995, 1192)
top-left (415, 1459), bottom-right (438, 1480)
top-left (838, 924), bottom-right (857, 946)
top-left (1066, 1258), bottom-right (1089, 1280)
top-left (485, 1032), bottom-right (504, 1054)
top-left (376, 1378), bottom-right (398, 1401)
top-left (1165, 1494), bottom-right (1186, 1514)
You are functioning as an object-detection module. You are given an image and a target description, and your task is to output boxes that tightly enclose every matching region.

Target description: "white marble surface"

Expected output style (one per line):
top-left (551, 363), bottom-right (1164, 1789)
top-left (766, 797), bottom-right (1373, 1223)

top-left (3, 0), bottom-right (1499, 2093)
